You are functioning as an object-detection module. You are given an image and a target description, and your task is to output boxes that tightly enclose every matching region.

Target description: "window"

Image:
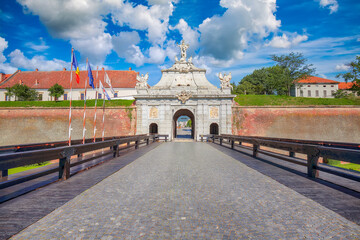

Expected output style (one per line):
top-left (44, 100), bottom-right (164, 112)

top-left (38, 94), bottom-right (43, 101)
top-left (315, 90), bottom-right (319, 97)
top-left (300, 90), bottom-right (303, 97)
top-left (81, 93), bottom-right (85, 100)
top-left (98, 93), bottom-right (102, 99)
top-left (5, 95), bottom-right (9, 101)
top-left (331, 85), bottom-right (334, 87)
top-left (308, 85), bottom-right (310, 87)
top-left (64, 93), bottom-right (67, 100)
top-left (308, 90), bottom-right (311, 97)
top-left (323, 85), bottom-right (326, 87)
top-left (114, 92), bottom-right (118, 98)
top-left (323, 90), bottom-right (327, 97)
top-left (331, 90), bottom-right (335, 96)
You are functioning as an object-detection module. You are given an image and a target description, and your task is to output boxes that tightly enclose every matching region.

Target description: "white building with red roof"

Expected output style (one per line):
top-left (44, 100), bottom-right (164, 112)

top-left (291, 76), bottom-right (339, 98)
top-left (0, 68), bottom-right (138, 101)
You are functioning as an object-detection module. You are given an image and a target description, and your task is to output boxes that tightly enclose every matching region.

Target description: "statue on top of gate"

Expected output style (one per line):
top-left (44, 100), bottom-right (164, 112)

top-left (218, 72), bottom-right (233, 90)
top-left (178, 40), bottom-right (189, 62)
top-left (136, 73), bottom-right (149, 89)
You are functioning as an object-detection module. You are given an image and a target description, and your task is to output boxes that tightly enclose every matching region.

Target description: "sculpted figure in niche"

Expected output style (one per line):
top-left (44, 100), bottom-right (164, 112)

top-left (218, 72), bottom-right (233, 89)
top-left (136, 73), bottom-right (149, 89)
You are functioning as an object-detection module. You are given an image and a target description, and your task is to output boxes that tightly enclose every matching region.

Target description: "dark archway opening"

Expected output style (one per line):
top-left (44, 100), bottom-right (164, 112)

top-left (149, 123), bottom-right (158, 134)
top-left (210, 123), bottom-right (219, 135)
top-left (173, 109), bottom-right (195, 139)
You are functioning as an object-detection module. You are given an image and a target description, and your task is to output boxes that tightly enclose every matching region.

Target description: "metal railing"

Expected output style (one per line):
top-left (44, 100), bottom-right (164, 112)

top-left (211, 134), bottom-right (360, 182)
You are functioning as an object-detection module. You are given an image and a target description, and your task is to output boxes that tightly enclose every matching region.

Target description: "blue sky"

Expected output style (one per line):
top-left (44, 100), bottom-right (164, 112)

top-left (1, 0), bottom-right (359, 87)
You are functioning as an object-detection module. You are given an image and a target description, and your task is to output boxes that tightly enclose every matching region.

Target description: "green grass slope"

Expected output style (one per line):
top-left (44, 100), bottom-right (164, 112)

top-left (234, 95), bottom-right (360, 106)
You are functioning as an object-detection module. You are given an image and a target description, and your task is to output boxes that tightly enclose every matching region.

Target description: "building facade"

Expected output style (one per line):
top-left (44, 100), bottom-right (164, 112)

top-left (135, 41), bottom-right (235, 141)
top-left (0, 68), bottom-right (138, 101)
top-left (291, 76), bottom-right (339, 98)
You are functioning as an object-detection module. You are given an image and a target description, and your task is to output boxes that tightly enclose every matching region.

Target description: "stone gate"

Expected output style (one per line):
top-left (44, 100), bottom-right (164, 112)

top-left (135, 40), bottom-right (235, 141)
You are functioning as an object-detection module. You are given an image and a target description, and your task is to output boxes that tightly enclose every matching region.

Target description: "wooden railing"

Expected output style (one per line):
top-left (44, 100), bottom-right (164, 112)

top-left (211, 134), bottom-right (360, 182)
top-left (0, 134), bottom-right (168, 190)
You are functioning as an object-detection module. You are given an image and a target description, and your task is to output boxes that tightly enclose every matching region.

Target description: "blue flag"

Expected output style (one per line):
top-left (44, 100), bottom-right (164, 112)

top-left (87, 61), bottom-right (95, 89)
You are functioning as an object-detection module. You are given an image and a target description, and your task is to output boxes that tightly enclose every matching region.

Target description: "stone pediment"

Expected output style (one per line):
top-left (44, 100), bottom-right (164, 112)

top-left (136, 40), bottom-right (235, 96)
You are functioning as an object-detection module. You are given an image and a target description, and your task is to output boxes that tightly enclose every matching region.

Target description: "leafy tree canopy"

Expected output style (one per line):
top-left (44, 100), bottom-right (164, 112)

top-left (271, 52), bottom-right (316, 95)
top-left (336, 55), bottom-right (360, 95)
top-left (48, 83), bottom-right (65, 100)
top-left (11, 84), bottom-right (38, 101)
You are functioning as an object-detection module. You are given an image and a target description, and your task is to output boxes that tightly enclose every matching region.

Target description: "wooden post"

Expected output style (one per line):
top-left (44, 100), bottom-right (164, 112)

top-left (146, 137), bottom-right (149, 145)
top-left (307, 153), bottom-right (319, 178)
top-left (113, 144), bottom-right (119, 157)
top-left (165, 136), bottom-right (168, 142)
top-left (231, 140), bottom-right (234, 149)
top-left (289, 151), bottom-right (295, 158)
top-left (135, 140), bottom-right (139, 149)
top-left (201, 135), bottom-right (203, 142)
top-left (220, 138), bottom-right (223, 146)
top-left (253, 144), bottom-right (259, 158)
top-left (59, 156), bottom-right (71, 180)
top-left (0, 169), bottom-right (8, 179)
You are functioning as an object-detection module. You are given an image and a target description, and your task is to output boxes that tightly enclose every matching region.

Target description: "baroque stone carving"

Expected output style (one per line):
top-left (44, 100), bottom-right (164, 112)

top-left (136, 73), bottom-right (149, 89)
top-left (149, 106), bottom-right (158, 119)
top-left (178, 40), bottom-right (189, 62)
top-left (209, 106), bottom-right (219, 119)
top-left (176, 91), bottom-right (192, 104)
top-left (218, 72), bottom-right (233, 89)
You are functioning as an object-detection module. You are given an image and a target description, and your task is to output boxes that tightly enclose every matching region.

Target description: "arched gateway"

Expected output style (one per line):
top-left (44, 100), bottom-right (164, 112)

top-left (135, 40), bottom-right (235, 141)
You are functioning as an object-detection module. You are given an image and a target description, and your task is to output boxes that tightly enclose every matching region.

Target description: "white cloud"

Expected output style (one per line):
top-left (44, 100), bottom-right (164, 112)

top-left (335, 63), bottom-right (350, 71)
top-left (199, 0), bottom-right (280, 61)
top-left (357, 38), bottom-right (360, 42)
top-left (170, 19), bottom-right (200, 55)
top-left (9, 49), bottom-right (67, 71)
top-left (0, 37), bottom-right (18, 73)
top-left (70, 33), bottom-right (112, 65)
top-left (111, 1), bottom-right (174, 45)
top-left (25, 37), bottom-right (49, 51)
top-left (319, 0), bottom-right (339, 14)
top-left (267, 33), bottom-right (308, 48)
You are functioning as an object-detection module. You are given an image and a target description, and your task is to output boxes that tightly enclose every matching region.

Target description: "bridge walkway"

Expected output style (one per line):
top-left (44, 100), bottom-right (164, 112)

top-left (4, 142), bottom-right (360, 239)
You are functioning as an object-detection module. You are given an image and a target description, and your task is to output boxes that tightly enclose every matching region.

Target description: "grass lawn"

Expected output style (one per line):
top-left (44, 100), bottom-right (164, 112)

top-left (8, 162), bottom-right (52, 175)
top-left (0, 99), bottom-right (134, 108)
top-left (234, 95), bottom-right (360, 106)
top-left (326, 159), bottom-right (360, 172)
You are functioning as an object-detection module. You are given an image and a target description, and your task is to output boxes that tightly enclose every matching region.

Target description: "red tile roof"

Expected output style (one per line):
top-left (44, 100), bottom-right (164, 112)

top-left (297, 76), bottom-right (340, 84)
top-left (338, 82), bottom-right (354, 90)
top-left (0, 69), bottom-right (138, 89)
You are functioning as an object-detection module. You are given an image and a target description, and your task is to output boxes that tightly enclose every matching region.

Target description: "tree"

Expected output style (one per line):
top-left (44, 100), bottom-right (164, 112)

top-left (11, 84), bottom-right (38, 101)
top-left (186, 119), bottom-right (192, 127)
top-left (5, 87), bottom-right (14, 101)
top-left (336, 55), bottom-right (360, 95)
top-left (233, 66), bottom-right (288, 95)
top-left (271, 52), bottom-right (316, 96)
top-left (48, 83), bottom-right (64, 101)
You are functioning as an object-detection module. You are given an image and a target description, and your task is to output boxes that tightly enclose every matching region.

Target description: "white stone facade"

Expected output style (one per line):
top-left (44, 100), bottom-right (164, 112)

top-left (0, 88), bottom-right (137, 101)
top-left (135, 40), bottom-right (235, 141)
top-left (293, 83), bottom-right (338, 98)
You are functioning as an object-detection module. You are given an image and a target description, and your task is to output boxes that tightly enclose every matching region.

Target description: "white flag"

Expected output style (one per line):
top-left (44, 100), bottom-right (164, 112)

top-left (100, 80), bottom-right (111, 100)
top-left (104, 72), bottom-right (115, 95)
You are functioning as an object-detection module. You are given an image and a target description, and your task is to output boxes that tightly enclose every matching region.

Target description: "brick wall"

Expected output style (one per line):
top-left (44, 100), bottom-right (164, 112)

top-left (0, 107), bottom-right (136, 146)
top-left (232, 106), bottom-right (360, 143)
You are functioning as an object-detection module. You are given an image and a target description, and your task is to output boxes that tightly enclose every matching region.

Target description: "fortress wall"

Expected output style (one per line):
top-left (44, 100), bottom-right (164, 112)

top-left (232, 106), bottom-right (360, 143)
top-left (1, 105), bottom-right (360, 146)
top-left (0, 107), bottom-right (136, 146)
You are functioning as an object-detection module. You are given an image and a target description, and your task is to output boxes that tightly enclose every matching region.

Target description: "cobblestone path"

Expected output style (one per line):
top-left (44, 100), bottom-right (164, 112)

top-left (12, 142), bottom-right (360, 239)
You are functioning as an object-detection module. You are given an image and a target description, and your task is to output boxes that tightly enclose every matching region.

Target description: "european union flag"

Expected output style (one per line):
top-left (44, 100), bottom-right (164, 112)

top-left (87, 61), bottom-right (95, 89)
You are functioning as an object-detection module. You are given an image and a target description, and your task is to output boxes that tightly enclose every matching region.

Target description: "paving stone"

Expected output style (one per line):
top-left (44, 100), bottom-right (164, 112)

top-left (10, 142), bottom-right (360, 239)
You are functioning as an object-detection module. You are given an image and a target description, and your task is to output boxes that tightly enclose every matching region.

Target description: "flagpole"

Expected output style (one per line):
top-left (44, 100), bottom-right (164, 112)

top-left (82, 58), bottom-right (89, 144)
top-left (102, 70), bottom-right (106, 141)
top-left (93, 67), bottom-right (99, 142)
top-left (68, 48), bottom-right (74, 146)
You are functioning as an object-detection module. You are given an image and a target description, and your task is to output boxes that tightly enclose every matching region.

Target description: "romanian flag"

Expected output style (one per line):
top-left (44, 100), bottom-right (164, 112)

top-left (72, 52), bottom-right (80, 84)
